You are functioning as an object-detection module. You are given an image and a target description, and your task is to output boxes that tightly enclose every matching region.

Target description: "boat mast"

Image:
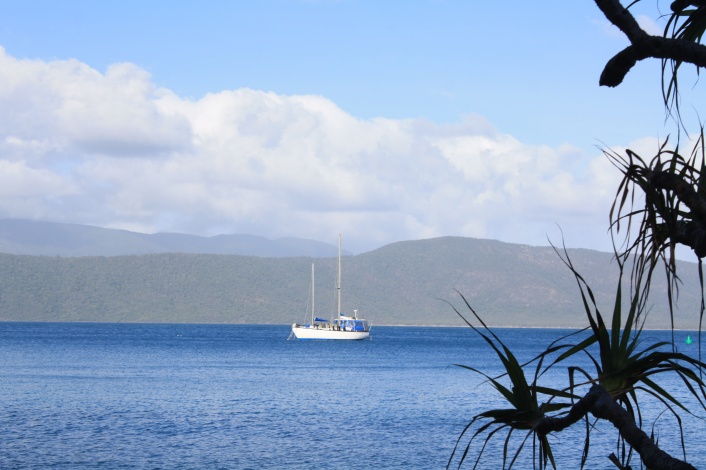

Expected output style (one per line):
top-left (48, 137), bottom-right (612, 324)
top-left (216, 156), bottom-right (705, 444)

top-left (311, 263), bottom-right (315, 324)
top-left (337, 234), bottom-right (342, 318)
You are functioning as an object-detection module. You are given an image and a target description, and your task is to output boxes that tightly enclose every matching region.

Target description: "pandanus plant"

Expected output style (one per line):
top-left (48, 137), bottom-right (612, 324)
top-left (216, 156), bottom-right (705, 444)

top-left (605, 131), bottom-right (706, 334)
top-left (548, 248), bottom-right (706, 469)
top-left (446, 294), bottom-right (580, 470)
top-left (449, 2), bottom-right (706, 468)
top-left (448, 247), bottom-right (706, 469)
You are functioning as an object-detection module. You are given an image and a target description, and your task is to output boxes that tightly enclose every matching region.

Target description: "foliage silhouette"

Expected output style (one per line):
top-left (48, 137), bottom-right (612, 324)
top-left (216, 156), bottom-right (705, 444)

top-left (450, 1), bottom-right (706, 468)
top-left (449, 247), bottom-right (706, 469)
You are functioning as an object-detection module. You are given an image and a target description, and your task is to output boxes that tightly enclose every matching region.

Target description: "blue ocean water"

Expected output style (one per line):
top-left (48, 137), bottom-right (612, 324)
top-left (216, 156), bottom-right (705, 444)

top-left (0, 323), bottom-right (704, 469)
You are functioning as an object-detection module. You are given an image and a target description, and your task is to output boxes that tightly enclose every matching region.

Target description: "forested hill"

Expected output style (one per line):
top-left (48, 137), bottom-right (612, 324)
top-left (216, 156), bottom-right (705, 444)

top-left (0, 236), bottom-right (701, 329)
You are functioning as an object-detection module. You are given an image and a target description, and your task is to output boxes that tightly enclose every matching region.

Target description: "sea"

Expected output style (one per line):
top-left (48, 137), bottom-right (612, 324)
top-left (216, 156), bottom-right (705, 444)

top-left (1, 323), bottom-right (704, 469)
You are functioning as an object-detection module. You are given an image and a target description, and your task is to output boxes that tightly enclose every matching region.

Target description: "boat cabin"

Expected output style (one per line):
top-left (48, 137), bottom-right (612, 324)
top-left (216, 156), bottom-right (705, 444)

top-left (334, 315), bottom-right (369, 332)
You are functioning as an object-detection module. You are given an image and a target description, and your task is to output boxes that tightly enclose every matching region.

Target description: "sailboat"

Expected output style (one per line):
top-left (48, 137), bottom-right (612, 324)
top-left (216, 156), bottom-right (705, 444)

top-left (290, 234), bottom-right (371, 340)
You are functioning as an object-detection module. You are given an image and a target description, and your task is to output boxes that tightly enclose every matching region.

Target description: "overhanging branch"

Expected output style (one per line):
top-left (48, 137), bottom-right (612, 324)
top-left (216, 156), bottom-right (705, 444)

top-left (595, 0), bottom-right (706, 86)
top-left (535, 384), bottom-right (696, 470)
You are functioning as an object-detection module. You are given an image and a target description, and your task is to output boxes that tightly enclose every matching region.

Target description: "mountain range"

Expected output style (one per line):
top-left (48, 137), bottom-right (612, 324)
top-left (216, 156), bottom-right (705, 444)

top-left (0, 219), bottom-right (345, 257)
top-left (0, 220), bottom-right (701, 329)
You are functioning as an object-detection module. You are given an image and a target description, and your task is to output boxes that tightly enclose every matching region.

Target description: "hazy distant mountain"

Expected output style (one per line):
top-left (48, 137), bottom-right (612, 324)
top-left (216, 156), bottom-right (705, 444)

top-left (0, 219), bottom-right (344, 257)
top-left (0, 235), bottom-right (700, 329)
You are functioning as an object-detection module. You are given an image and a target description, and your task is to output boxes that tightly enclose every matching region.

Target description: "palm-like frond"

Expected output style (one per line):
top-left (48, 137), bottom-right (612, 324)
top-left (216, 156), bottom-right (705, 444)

top-left (446, 296), bottom-right (579, 469)
top-left (662, 2), bottom-right (706, 122)
top-left (606, 131), bottom-right (706, 366)
top-left (552, 244), bottom-right (706, 466)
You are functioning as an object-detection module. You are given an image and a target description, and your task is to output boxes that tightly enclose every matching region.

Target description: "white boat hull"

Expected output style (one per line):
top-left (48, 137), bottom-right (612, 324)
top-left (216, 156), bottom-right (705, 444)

top-left (291, 324), bottom-right (370, 340)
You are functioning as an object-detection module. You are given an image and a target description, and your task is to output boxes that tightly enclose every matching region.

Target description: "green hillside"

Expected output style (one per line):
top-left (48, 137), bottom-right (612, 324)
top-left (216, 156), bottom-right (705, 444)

top-left (0, 237), bottom-right (700, 328)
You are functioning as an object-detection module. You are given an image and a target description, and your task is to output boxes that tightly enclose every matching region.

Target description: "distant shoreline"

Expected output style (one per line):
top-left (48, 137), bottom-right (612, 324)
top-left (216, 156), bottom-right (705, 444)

top-left (0, 320), bottom-right (700, 332)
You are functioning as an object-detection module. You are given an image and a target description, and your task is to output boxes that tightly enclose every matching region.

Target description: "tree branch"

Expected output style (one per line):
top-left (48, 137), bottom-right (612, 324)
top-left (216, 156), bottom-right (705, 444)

top-left (595, 0), bottom-right (706, 86)
top-left (535, 384), bottom-right (696, 470)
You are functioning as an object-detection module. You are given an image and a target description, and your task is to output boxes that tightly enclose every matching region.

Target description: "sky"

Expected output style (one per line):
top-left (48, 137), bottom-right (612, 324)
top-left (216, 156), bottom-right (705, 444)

top-left (0, 0), bottom-right (699, 254)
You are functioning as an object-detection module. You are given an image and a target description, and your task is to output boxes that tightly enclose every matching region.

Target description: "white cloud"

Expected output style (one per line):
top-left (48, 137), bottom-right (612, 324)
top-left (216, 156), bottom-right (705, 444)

top-left (0, 159), bottom-right (76, 218)
top-left (594, 13), bottom-right (663, 39)
top-left (0, 48), bottom-right (628, 253)
top-left (635, 14), bottom-right (663, 36)
top-left (0, 47), bottom-right (192, 159)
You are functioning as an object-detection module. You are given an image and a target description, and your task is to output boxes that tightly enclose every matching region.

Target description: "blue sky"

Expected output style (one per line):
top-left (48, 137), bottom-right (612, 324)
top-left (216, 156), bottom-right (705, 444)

top-left (0, 0), bottom-right (695, 253)
top-left (0, 1), bottom-right (669, 144)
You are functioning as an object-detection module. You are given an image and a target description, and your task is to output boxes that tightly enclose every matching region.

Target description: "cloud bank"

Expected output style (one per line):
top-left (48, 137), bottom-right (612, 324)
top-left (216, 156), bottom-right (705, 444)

top-left (0, 47), bottom-right (627, 253)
